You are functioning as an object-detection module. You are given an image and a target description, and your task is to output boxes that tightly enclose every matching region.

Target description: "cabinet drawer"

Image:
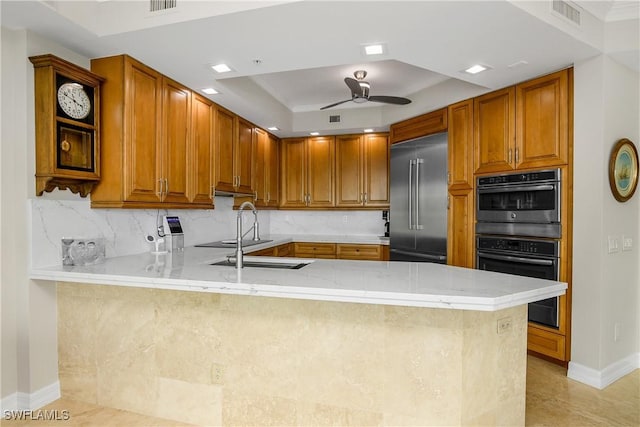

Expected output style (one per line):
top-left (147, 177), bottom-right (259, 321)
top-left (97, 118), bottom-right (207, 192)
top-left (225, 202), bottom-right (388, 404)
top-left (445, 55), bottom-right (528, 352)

top-left (336, 244), bottom-right (382, 260)
top-left (294, 242), bottom-right (336, 257)
top-left (527, 325), bottom-right (566, 361)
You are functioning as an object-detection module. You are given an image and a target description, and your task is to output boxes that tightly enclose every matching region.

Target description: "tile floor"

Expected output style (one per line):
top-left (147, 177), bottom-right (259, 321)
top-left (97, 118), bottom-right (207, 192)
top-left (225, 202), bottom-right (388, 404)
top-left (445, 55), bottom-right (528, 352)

top-left (525, 356), bottom-right (639, 426)
top-left (3, 356), bottom-right (638, 426)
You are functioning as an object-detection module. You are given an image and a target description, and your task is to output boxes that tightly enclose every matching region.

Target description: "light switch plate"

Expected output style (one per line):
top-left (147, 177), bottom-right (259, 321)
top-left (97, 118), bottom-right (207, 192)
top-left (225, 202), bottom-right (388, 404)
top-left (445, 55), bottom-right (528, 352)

top-left (622, 236), bottom-right (633, 251)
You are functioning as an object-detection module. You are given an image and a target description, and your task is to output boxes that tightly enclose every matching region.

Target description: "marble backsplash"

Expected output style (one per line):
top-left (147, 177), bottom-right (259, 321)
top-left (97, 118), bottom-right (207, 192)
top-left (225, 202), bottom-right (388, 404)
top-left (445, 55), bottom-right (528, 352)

top-left (269, 209), bottom-right (385, 236)
top-left (30, 197), bottom-right (385, 268)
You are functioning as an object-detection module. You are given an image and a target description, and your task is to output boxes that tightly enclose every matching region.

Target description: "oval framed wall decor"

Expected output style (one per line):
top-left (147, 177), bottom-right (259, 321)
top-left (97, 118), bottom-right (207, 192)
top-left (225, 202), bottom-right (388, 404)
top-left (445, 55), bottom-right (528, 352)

top-left (609, 138), bottom-right (639, 202)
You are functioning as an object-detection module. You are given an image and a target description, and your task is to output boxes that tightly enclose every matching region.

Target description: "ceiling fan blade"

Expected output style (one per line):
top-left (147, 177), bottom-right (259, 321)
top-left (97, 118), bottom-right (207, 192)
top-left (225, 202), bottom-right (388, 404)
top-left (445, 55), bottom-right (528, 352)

top-left (320, 99), bottom-right (352, 110)
top-left (368, 95), bottom-right (412, 105)
top-left (344, 77), bottom-right (363, 97)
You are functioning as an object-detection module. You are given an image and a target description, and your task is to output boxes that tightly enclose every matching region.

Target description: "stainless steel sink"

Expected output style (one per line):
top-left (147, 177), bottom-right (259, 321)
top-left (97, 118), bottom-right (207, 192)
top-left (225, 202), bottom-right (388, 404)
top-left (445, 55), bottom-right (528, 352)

top-left (196, 239), bottom-right (273, 248)
top-left (210, 258), bottom-right (310, 269)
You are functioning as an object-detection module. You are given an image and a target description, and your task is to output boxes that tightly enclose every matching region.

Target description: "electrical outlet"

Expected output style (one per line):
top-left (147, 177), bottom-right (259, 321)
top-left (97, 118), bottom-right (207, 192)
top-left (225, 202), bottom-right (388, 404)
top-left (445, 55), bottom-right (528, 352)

top-left (211, 363), bottom-right (225, 384)
top-left (608, 236), bottom-right (621, 254)
top-left (497, 317), bottom-right (512, 334)
top-left (343, 215), bottom-right (348, 223)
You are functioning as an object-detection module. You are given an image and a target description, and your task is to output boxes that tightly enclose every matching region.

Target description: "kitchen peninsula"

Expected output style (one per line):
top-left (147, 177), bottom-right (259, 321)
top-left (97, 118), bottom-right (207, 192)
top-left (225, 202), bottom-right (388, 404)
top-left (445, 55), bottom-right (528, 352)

top-left (31, 237), bottom-right (566, 426)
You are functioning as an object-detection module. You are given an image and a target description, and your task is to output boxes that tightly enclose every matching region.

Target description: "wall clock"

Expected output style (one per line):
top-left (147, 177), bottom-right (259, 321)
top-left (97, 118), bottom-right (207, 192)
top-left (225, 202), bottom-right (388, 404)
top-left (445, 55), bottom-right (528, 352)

top-left (29, 54), bottom-right (104, 197)
top-left (608, 138), bottom-right (639, 202)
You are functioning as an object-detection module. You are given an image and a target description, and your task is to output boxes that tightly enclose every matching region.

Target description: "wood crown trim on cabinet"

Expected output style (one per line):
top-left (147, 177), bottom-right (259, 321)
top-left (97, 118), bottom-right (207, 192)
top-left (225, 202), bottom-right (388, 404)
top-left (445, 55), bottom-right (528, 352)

top-left (389, 108), bottom-right (447, 144)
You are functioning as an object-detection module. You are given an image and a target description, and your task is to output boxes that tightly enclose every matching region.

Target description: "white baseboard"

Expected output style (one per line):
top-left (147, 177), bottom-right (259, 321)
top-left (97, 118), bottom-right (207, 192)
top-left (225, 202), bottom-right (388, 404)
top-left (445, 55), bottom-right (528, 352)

top-left (568, 352), bottom-right (640, 389)
top-left (0, 381), bottom-right (60, 412)
top-left (1, 392), bottom-right (19, 412)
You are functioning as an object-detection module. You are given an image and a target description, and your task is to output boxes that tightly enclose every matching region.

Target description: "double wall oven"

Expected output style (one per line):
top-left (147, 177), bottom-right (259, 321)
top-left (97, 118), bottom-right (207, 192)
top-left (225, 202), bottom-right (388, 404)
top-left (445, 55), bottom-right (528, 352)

top-left (475, 169), bottom-right (562, 329)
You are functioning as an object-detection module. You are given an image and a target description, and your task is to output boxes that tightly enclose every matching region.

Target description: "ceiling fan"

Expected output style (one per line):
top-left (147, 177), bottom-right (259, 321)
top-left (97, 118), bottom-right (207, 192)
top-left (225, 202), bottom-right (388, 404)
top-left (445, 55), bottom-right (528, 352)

top-left (320, 70), bottom-right (412, 110)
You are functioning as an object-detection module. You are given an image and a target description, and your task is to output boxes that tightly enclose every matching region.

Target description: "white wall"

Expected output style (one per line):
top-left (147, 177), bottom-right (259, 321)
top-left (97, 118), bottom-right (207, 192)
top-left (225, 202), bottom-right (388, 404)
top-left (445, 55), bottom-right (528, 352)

top-left (1, 27), bottom-right (92, 407)
top-left (1, 26), bottom-right (25, 406)
top-left (571, 54), bottom-right (640, 386)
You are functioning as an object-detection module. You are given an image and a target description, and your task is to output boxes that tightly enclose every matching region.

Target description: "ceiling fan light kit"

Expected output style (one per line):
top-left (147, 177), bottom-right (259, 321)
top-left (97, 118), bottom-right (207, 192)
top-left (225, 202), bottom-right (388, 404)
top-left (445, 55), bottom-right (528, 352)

top-left (320, 70), bottom-right (411, 110)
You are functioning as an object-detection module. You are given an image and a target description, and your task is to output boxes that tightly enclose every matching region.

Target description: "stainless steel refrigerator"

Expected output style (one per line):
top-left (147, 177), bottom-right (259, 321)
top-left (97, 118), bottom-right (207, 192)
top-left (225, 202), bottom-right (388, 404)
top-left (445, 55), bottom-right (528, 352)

top-left (390, 132), bottom-right (448, 263)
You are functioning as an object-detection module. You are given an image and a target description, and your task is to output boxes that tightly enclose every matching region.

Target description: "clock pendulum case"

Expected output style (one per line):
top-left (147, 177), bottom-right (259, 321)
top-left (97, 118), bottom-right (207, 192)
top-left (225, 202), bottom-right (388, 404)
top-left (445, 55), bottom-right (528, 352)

top-left (29, 54), bottom-right (104, 197)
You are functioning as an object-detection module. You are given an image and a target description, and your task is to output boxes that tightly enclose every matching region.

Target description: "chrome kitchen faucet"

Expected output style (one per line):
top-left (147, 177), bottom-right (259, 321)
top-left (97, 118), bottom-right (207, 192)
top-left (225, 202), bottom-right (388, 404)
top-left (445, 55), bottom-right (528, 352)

top-left (232, 201), bottom-right (260, 269)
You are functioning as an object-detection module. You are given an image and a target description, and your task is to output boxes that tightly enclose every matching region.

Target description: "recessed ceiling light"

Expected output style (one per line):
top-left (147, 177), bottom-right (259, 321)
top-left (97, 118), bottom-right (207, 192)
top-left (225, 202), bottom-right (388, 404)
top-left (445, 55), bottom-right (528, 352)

top-left (364, 44), bottom-right (384, 55)
top-left (364, 128), bottom-right (374, 133)
top-left (508, 60), bottom-right (529, 69)
top-left (267, 126), bottom-right (279, 131)
top-left (202, 88), bottom-right (219, 95)
top-left (212, 63), bottom-right (232, 73)
top-left (310, 132), bottom-right (320, 136)
top-left (464, 64), bottom-right (488, 74)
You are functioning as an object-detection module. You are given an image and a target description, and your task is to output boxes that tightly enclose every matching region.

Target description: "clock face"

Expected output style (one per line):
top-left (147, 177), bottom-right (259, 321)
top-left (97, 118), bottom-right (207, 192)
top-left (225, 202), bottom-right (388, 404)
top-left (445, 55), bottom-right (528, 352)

top-left (57, 82), bottom-right (91, 120)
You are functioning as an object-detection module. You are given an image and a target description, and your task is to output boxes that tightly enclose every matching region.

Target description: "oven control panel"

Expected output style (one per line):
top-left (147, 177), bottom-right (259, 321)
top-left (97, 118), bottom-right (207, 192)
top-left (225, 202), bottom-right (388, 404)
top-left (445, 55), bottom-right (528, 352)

top-left (477, 169), bottom-right (560, 186)
top-left (476, 236), bottom-right (558, 257)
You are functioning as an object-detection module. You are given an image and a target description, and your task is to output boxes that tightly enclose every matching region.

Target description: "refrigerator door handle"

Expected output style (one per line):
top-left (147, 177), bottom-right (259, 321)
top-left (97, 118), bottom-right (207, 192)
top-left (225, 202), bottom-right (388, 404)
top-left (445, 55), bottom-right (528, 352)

top-left (415, 158), bottom-right (424, 230)
top-left (391, 248), bottom-right (447, 262)
top-left (408, 159), bottom-right (415, 230)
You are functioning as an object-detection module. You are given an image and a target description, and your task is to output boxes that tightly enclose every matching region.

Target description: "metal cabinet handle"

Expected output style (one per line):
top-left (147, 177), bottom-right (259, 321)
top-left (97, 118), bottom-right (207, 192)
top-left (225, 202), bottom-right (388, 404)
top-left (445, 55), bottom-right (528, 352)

top-left (477, 252), bottom-right (554, 266)
top-left (165, 179), bottom-right (169, 195)
top-left (364, 192), bottom-right (368, 204)
top-left (157, 179), bottom-right (164, 198)
top-left (415, 158), bottom-right (424, 230)
top-left (515, 147), bottom-right (520, 163)
top-left (508, 148), bottom-right (513, 164)
top-left (408, 159), bottom-right (414, 230)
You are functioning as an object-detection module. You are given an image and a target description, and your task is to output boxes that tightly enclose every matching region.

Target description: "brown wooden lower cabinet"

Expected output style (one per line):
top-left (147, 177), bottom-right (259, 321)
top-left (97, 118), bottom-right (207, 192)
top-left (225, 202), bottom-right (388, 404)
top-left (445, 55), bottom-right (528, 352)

top-left (249, 243), bottom-right (293, 257)
top-left (275, 242), bottom-right (293, 257)
top-left (527, 325), bottom-right (566, 361)
top-left (336, 244), bottom-right (382, 260)
top-left (251, 242), bottom-right (388, 261)
top-left (294, 242), bottom-right (337, 259)
top-left (248, 246), bottom-right (277, 257)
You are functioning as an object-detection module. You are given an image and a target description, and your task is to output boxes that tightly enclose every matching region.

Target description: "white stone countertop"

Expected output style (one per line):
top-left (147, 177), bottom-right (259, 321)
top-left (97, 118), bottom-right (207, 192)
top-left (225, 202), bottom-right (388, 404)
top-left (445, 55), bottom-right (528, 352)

top-left (30, 235), bottom-right (566, 311)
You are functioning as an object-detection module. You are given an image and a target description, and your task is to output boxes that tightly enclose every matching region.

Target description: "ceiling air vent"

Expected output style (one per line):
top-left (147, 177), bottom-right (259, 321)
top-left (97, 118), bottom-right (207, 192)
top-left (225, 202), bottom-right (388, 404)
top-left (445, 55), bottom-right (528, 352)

top-left (150, 0), bottom-right (177, 12)
top-left (552, 0), bottom-right (581, 26)
top-left (329, 115), bottom-right (341, 123)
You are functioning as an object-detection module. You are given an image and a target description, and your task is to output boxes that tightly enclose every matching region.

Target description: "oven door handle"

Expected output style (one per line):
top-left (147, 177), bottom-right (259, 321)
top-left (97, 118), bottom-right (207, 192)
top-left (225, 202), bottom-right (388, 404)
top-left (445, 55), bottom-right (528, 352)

top-left (477, 184), bottom-right (555, 194)
top-left (477, 252), bottom-right (555, 266)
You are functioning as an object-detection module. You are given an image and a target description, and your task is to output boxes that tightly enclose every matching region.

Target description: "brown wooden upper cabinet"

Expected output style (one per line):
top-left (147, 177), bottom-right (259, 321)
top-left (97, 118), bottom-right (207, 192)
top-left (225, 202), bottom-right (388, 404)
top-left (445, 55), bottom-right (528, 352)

top-left (474, 69), bottom-right (569, 174)
top-left (215, 109), bottom-right (253, 195)
top-left (161, 77), bottom-right (191, 205)
top-left (280, 136), bottom-right (335, 208)
top-left (253, 128), bottom-right (279, 208)
top-left (189, 93), bottom-right (215, 206)
top-left (335, 133), bottom-right (389, 208)
top-left (91, 55), bottom-right (212, 208)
